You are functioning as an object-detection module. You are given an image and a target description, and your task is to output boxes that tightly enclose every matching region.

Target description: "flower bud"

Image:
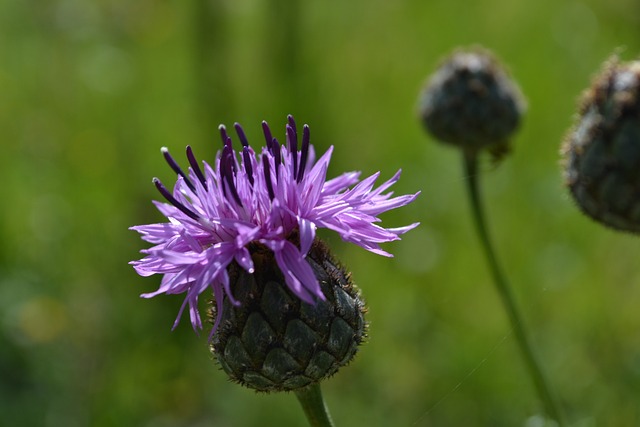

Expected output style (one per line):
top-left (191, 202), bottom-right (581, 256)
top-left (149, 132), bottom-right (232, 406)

top-left (419, 47), bottom-right (525, 157)
top-left (562, 56), bottom-right (640, 233)
top-left (209, 238), bottom-right (367, 392)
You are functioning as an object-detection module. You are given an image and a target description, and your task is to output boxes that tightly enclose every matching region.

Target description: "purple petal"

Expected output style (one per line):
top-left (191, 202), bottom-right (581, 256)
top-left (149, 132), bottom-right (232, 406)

top-left (188, 294), bottom-right (202, 330)
top-left (345, 171), bottom-right (381, 199)
top-left (130, 223), bottom-right (178, 243)
top-left (179, 229), bottom-right (203, 252)
top-left (387, 222), bottom-right (421, 235)
top-left (359, 192), bottom-right (421, 216)
top-left (298, 217), bottom-right (316, 256)
top-left (172, 296), bottom-right (191, 331)
top-left (142, 267), bottom-right (196, 298)
top-left (234, 247), bottom-right (255, 273)
top-left (208, 279), bottom-right (225, 339)
top-left (312, 200), bottom-right (352, 221)
top-left (305, 146), bottom-right (333, 187)
top-left (148, 249), bottom-right (205, 265)
top-left (369, 169), bottom-right (402, 197)
top-left (275, 241), bottom-right (323, 302)
top-left (219, 269), bottom-right (239, 306)
top-left (298, 160), bottom-right (328, 215)
top-left (323, 171), bottom-right (361, 195)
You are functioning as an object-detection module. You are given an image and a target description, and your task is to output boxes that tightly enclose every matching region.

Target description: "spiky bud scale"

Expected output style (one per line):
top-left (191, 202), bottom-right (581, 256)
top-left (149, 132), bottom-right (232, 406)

top-left (210, 238), bottom-right (367, 392)
top-left (563, 57), bottom-right (640, 233)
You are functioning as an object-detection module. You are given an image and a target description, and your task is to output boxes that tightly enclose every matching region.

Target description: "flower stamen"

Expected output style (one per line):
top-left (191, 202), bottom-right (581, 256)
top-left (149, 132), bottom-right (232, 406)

top-left (271, 137), bottom-right (281, 177)
top-left (152, 177), bottom-right (201, 220)
top-left (186, 146), bottom-right (207, 190)
top-left (234, 123), bottom-right (250, 147)
top-left (287, 114), bottom-right (298, 137)
top-left (221, 146), bottom-right (243, 207)
top-left (242, 146), bottom-right (255, 186)
top-left (262, 121), bottom-right (274, 151)
top-left (219, 126), bottom-right (237, 173)
top-left (298, 124), bottom-right (310, 183)
top-left (162, 147), bottom-right (196, 192)
top-left (219, 124), bottom-right (230, 147)
top-left (262, 153), bottom-right (275, 200)
top-left (287, 124), bottom-right (298, 181)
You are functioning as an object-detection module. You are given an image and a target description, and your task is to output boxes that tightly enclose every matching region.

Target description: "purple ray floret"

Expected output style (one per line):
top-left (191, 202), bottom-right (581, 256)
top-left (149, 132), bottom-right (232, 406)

top-left (130, 117), bottom-right (420, 336)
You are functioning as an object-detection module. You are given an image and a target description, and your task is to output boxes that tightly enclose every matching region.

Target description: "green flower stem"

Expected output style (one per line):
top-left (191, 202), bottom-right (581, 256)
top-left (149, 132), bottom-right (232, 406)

top-left (462, 151), bottom-right (566, 426)
top-left (295, 383), bottom-right (335, 427)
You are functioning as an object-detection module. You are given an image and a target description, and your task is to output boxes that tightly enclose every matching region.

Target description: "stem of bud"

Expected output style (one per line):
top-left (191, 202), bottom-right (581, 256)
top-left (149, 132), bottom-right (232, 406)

top-left (462, 150), bottom-right (566, 426)
top-left (295, 383), bottom-right (335, 427)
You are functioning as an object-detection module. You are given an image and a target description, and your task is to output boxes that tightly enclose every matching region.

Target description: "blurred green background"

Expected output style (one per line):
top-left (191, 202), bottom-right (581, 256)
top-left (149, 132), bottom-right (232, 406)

top-left (2, 0), bottom-right (640, 426)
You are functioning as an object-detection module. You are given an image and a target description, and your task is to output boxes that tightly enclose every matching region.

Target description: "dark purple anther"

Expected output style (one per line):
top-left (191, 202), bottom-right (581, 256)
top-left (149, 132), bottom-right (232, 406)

top-left (221, 149), bottom-right (242, 206)
top-left (162, 147), bottom-right (195, 192)
top-left (234, 123), bottom-right (250, 147)
top-left (286, 125), bottom-right (298, 180)
top-left (219, 146), bottom-right (230, 198)
top-left (224, 137), bottom-right (237, 173)
top-left (219, 146), bottom-right (229, 198)
top-left (297, 124), bottom-right (310, 183)
top-left (287, 114), bottom-right (297, 137)
top-left (219, 125), bottom-right (230, 148)
top-left (262, 154), bottom-right (275, 200)
top-left (271, 137), bottom-right (281, 177)
top-left (153, 177), bottom-right (200, 221)
top-left (186, 146), bottom-right (207, 190)
top-left (262, 121), bottom-right (273, 151)
top-left (242, 146), bottom-right (254, 186)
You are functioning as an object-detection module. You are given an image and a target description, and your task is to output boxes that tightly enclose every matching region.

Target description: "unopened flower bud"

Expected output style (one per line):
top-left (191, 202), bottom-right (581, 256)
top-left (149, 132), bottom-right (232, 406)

top-left (419, 47), bottom-right (525, 157)
top-left (562, 56), bottom-right (640, 233)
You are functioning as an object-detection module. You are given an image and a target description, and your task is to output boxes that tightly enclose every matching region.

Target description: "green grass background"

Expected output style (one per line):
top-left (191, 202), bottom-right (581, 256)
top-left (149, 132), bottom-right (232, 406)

top-left (1, 0), bottom-right (640, 426)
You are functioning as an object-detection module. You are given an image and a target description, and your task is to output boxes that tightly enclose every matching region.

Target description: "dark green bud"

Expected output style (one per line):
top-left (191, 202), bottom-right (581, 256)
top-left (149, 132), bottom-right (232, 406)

top-left (563, 56), bottom-right (640, 233)
top-left (209, 239), bottom-right (367, 392)
top-left (419, 47), bottom-right (525, 158)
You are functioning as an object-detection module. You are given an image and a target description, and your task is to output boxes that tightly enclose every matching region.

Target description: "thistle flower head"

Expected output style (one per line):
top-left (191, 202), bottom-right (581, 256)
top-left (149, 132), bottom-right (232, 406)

top-left (130, 116), bottom-right (420, 336)
top-left (419, 46), bottom-right (525, 159)
top-left (563, 56), bottom-right (640, 233)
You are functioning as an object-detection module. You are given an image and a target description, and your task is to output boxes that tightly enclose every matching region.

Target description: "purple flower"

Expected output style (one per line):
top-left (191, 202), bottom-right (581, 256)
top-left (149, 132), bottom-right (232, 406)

top-left (130, 116), bottom-right (419, 335)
